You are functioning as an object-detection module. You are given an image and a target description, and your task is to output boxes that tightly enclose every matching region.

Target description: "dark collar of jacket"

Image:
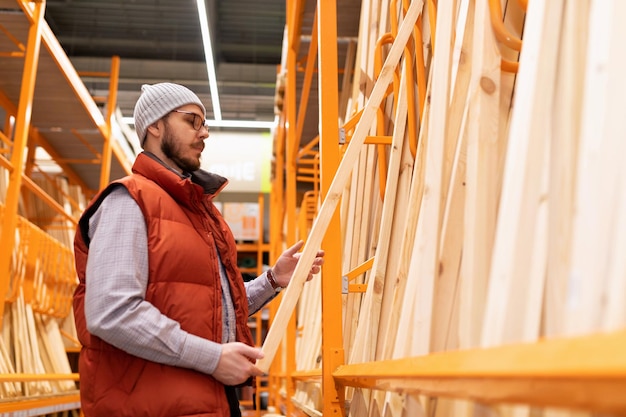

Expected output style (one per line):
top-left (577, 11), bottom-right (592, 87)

top-left (137, 151), bottom-right (229, 197)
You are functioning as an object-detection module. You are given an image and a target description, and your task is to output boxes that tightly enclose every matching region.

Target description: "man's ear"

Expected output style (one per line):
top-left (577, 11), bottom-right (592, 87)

top-left (146, 120), bottom-right (162, 139)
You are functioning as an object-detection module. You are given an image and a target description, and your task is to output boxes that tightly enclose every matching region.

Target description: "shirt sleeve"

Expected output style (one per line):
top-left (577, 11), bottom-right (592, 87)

top-left (245, 271), bottom-right (279, 315)
top-left (84, 186), bottom-right (221, 375)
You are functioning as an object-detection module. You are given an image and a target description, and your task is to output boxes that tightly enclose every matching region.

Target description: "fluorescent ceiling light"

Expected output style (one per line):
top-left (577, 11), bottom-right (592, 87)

top-left (122, 117), bottom-right (274, 130)
top-left (122, 3), bottom-right (273, 130)
top-left (196, 0), bottom-right (222, 121)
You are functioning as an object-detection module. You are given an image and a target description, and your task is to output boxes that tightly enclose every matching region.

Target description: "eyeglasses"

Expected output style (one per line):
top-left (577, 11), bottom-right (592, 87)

top-left (169, 110), bottom-right (208, 131)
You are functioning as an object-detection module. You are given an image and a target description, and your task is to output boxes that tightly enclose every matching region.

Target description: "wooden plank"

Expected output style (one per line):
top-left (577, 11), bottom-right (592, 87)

top-left (0, 309), bottom-right (18, 398)
top-left (0, 167), bottom-right (8, 204)
top-left (400, 3), bottom-right (457, 416)
top-left (365, 0), bottom-right (383, 104)
top-left (339, 40), bottom-right (357, 125)
top-left (420, 18), bottom-right (473, 412)
top-left (378, 63), bottom-right (432, 366)
top-left (342, 148), bottom-right (370, 357)
top-left (377, 68), bottom-right (431, 417)
top-left (367, 62), bottom-right (418, 417)
top-left (24, 302), bottom-right (51, 395)
top-left (522, 145), bottom-right (549, 341)
top-left (35, 314), bottom-right (75, 391)
top-left (481, 0), bottom-right (564, 347)
top-left (459, 0), bottom-right (501, 349)
top-left (375, 73), bottom-right (417, 361)
top-left (341, 153), bottom-right (359, 353)
top-left (430, 0), bottom-right (474, 355)
top-left (544, 0), bottom-right (589, 338)
top-left (406, 0), bottom-right (456, 358)
top-left (256, 0), bottom-right (423, 373)
top-left (566, 0), bottom-right (626, 335)
top-left (349, 0), bottom-right (374, 115)
top-left (603, 160), bottom-right (626, 331)
top-left (293, 272), bottom-right (323, 411)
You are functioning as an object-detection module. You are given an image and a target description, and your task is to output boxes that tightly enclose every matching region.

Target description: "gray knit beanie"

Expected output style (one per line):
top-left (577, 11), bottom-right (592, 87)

top-left (133, 82), bottom-right (206, 145)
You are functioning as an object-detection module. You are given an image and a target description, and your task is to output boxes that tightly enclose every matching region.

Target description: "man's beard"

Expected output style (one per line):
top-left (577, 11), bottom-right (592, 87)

top-left (161, 123), bottom-right (201, 173)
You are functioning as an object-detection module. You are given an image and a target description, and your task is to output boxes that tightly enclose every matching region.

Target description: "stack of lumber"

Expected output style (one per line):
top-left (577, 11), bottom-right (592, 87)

top-left (24, 173), bottom-right (85, 248)
top-left (292, 271), bottom-right (323, 413)
top-left (0, 169), bottom-right (84, 399)
top-left (2, 290), bottom-right (76, 397)
top-left (0, 213), bottom-right (79, 398)
top-left (267, 0), bottom-right (626, 415)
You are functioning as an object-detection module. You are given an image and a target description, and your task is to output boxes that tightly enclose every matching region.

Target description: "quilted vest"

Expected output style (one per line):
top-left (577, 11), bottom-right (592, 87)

top-left (73, 152), bottom-right (254, 417)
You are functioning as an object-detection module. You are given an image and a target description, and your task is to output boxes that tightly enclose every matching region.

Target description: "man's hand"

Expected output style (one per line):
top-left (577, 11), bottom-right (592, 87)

top-left (212, 342), bottom-right (265, 386)
top-left (272, 240), bottom-right (325, 288)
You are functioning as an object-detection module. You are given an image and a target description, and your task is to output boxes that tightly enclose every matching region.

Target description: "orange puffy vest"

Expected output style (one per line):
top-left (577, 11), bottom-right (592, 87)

top-left (73, 153), bottom-right (254, 417)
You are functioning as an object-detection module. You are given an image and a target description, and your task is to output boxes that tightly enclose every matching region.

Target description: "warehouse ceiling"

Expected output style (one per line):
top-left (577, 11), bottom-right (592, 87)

top-left (43, 0), bottom-right (362, 148)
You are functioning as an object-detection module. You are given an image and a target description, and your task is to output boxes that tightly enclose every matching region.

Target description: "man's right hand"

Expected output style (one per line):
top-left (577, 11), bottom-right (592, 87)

top-left (212, 342), bottom-right (265, 385)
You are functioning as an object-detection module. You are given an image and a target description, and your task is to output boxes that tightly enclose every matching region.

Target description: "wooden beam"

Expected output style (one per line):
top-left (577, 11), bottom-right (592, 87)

top-left (334, 330), bottom-right (626, 415)
top-left (481, 0), bottom-right (564, 347)
top-left (544, 0), bottom-right (588, 338)
top-left (566, 0), bottom-right (626, 335)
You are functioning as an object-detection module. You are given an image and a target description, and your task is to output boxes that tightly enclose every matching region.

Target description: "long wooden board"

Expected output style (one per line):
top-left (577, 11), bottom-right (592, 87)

top-left (481, 0), bottom-right (564, 347)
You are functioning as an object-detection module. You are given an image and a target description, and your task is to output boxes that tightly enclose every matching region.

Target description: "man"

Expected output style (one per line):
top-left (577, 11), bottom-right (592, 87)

top-left (73, 82), bottom-right (324, 417)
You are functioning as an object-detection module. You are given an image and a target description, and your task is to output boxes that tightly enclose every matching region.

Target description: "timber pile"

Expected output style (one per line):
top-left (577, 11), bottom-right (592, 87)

top-left (25, 173), bottom-right (84, 248)
top-left (0, 170), bottom-right (84, 399)
top-left (293, 272), bottom-right (323, 413)
top-left (0, 214), bottom-right (79, 398)
top-left (282, 0), bottom-right (626, 416)
top-left (293, 190), bottom-right (323, 412)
